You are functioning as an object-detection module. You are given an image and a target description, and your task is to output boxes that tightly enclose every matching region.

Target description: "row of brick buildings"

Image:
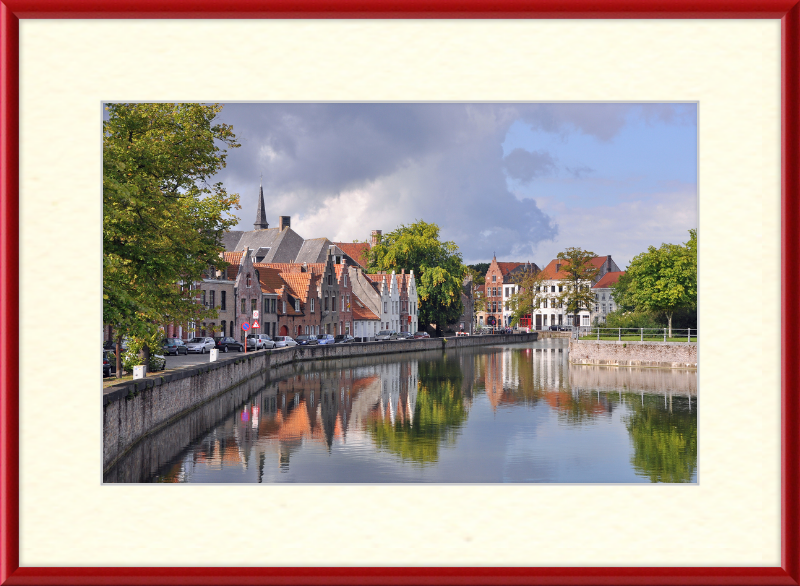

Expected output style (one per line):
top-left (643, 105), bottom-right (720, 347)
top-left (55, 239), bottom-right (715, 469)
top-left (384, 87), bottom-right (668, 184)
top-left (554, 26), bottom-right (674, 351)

top-left (104, 185), bottom-right (421, 344)
top-left (476, 254), bottom-right (624, 330)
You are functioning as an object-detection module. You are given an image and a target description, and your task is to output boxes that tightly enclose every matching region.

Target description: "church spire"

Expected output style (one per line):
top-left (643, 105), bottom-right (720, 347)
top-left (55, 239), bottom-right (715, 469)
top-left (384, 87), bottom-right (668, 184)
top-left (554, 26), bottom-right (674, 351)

top-left (253, 178), bottom-right (269, 230)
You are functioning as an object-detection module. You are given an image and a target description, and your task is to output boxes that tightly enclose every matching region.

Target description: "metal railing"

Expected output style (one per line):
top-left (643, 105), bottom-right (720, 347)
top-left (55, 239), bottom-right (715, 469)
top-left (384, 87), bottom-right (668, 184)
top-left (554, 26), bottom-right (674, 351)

top-left (579, 327), bottom-right (697, 342)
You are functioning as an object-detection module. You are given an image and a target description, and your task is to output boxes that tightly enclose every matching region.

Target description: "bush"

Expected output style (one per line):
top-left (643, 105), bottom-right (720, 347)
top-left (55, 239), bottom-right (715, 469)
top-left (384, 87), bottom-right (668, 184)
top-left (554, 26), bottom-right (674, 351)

top-left (604, 310), bottom-right (662, 329)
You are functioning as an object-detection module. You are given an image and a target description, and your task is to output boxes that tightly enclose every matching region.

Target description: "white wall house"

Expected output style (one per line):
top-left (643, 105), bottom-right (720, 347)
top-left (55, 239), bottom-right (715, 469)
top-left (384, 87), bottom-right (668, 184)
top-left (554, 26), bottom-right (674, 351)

top-left (530, 256), bottom-right (621, 330)
top-left (367, 272), bottom-right (400, 332)
top-left (591, 271), bottom-right (625, 324)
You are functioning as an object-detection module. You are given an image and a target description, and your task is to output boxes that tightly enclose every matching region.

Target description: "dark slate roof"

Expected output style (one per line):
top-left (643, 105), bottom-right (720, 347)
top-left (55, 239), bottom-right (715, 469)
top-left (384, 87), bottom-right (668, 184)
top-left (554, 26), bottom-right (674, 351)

top-left (295, 238), bottom-right (332, 264)
top-left (220, 231), bottom-right (244, 252)
top-left (234, 227), bottom-right (304, 264)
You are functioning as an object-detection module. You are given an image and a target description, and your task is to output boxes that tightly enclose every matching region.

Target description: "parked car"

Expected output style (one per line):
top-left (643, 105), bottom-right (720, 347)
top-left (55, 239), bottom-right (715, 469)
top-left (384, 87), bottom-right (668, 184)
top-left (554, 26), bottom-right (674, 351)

top-left (102, 350), bottom-right (115, 377)
top-left (273, 336), bottom-right (297, 348)
top-left (214, 336), bottom-right (243, 353)
top-left (375, 330), bottom-right (398, 341)
top-left (396, 332), bottom-right (413, 340)
top-left (294, 335), bottom-right (318, 346)
top-left (316, 334), bottom-right (336, 345)
top-left (549, 324), bottom-right (571, 331)
top-left (103, 336), bottom-right (130, 352)
top-left (334, 335), bottom-right (355, 344)
top-left (247, 334), bottom-right (276, 350)
top-left (186, 337), bottom-right (216, 354)
top-left (162, 337), bottom-right (188, 356)
top-left (412, 331), bottom-right (430, 339)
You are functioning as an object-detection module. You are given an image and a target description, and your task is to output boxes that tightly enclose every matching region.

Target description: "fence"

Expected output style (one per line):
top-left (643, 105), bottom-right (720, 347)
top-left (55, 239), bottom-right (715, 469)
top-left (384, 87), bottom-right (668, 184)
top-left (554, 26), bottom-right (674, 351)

top-left (579, 327), bottom-right (697, 342)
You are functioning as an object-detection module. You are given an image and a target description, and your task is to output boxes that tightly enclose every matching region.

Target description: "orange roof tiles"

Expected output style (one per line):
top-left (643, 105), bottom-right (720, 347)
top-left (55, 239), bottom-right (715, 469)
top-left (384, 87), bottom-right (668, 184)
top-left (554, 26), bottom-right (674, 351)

top-left (351, 298), bottom-right (380, 321)
top-left (538, 256), bottom-right (608, 280)
top-left (253, 264), bottom-right (284, 294)
top-left (334, 242), bottom-right (371, 267)
top-left (592, 270), bottom-right (625, 289)
top-left (496, 262), bottom-right (523, 277)
top-left (222, 251), bottom-right (243, 279)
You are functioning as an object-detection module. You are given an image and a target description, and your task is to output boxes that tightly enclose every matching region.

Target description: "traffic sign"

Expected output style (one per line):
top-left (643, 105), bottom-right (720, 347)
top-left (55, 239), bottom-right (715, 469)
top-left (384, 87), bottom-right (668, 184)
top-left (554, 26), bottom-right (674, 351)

top-left (242, 322), bottom-right (250, 331)
top-left (253, 310), bottom-right (259, 320)
top-left (252, 320), bottom-right (260, 329)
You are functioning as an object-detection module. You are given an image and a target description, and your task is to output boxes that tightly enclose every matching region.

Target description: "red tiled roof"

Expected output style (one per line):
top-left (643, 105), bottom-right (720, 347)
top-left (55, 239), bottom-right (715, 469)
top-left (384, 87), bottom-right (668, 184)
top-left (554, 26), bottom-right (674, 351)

top-left (334, 242), bottom-right (371, 267)
top-left (496, 262), bottom-right (523, 277)
top-left (279, 272), bottom-right (315, 314)
top-left (351, 296), bottom-right (380, 321)
top-left (538, 256), bottom-right (607, 280)
top-left (592, 270), bottom-right (625, 289)
top-left (222, 251), bottom-right (243, 279)
top-left (253, 264), bottom-right (284, 294)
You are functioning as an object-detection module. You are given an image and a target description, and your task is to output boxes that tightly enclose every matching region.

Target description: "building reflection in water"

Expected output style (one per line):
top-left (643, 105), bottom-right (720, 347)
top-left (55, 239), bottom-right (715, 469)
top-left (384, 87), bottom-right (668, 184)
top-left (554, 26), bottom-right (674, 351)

top-left (140, 340), bottom-right (696, 483)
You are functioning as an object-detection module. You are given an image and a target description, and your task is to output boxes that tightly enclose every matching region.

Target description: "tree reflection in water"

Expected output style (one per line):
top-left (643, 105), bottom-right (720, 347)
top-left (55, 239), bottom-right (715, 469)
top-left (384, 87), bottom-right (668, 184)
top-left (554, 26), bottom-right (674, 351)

top-left (368, 356), bottom-right (468, 464)
top-left (624, 394), bottom-right (697, 482)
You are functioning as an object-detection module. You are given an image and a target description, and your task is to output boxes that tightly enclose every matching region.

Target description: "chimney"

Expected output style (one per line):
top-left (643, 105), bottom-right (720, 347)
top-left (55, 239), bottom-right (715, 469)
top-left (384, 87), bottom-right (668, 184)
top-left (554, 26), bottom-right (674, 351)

top-left (279, 216), bottom-right (291, 230)
top-left (371, 230), bottom-right (382, 247)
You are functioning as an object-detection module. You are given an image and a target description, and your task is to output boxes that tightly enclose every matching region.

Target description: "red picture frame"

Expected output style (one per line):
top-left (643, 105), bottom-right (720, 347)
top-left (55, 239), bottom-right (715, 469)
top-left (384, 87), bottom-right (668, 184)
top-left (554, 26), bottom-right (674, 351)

top-left (1, 2), bottom-right (798, 585)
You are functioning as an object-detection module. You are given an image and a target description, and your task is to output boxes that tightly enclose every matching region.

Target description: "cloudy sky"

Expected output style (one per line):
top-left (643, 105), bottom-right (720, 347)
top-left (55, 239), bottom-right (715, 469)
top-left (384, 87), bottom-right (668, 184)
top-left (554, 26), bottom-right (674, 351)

top-left (211, 103), bottom-right (697, 268)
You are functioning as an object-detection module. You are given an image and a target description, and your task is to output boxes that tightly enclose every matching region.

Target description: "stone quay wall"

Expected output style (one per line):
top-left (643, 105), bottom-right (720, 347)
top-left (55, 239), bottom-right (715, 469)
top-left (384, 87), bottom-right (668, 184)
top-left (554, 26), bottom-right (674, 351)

top-left (568, 339), bottom-right (697, 369)
top-left (103, 332), bottom-right (537, 472)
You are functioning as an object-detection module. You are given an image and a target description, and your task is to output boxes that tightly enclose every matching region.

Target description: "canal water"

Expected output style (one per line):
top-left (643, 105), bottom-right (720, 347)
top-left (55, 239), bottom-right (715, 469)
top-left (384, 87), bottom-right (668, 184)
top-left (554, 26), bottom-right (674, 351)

top-left (104, 338), bottom-right (697, 483)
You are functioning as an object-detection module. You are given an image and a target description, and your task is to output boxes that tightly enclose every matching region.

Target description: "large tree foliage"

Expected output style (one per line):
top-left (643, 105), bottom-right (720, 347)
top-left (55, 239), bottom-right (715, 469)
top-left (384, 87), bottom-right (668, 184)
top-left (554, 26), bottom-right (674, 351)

top-left (555, 247), bottom-right (601, 327)
top-left (612, 230), bottom-right (697, 336)
top-left (367, 220), bottom-right (467, 335)
top-left (104, 103), bottom-right (240, 353)
top-left (506, 267), bottom-right (548, 327)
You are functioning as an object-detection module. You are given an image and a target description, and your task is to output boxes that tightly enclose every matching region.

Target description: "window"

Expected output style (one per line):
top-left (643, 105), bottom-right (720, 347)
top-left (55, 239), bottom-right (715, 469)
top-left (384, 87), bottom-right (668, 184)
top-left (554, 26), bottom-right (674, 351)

top-left (543, 315), bottom-right (548, 325)
top-left (543, 298), bottom-right (548, 308)
top-left (241, 299), bottom-right (246, 313)
top-left (559, 286), bottom-right (563, 292)
top-left (327, 274), bottom-right (332, 285)
top-left (341, 295), bottom-right (345, 312)
top-left (601, 304), bottom-right (606, 313)
top-left (601, 293), bottom-right (605, 300)
top-left (343, 273), bottom-right (347, 287)
top-left (332, 294), bottom-right (336, 311)
top-left (230, 321), bottom-right (234, 336)
top-left (596, 304), bottom-right (600, 312)
top-left (384, 302), bottom-right (387, 313)
top-left (282, 300), bottom-right (286, 313)
top-left (325, 296), bottom-right (329, 311)
top-left (210, 290), bottom-right (215, 308)
top-left (221, 291), bottom-right (226, 310)
top-left (246, 273), bottom-right (251, 288)
top-left (305, 326), bottom-right (309, 335)
top-left (221, 320), bottom-right (226, 334)
top-left (492, 275), bottom-right (496, 282)
top-left (310, 298), bottom-right (315, 312)
top-left (582, 315), bottom-right (589, 326)
top-left (271, 298), bottom-right (276, 313)
top-left (202, 290), bottom-right (206, 306)
top-left (251, 299), bottom-right (257, 313)
top-left (295, 299), bottom-right (300, 312)
top-left (551, 286), bottom-right (555, 292)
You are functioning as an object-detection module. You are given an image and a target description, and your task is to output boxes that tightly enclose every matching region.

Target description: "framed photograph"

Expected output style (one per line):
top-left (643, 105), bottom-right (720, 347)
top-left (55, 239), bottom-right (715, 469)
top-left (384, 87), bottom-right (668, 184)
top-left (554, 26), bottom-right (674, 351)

top-left (1, 2), bottom-right (798, 585)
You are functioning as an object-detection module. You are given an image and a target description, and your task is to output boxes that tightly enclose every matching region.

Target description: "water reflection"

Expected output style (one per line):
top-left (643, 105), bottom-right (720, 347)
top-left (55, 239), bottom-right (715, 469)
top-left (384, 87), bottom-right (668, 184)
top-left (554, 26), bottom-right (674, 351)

top-left (105, 339), bottom-right (697, 483)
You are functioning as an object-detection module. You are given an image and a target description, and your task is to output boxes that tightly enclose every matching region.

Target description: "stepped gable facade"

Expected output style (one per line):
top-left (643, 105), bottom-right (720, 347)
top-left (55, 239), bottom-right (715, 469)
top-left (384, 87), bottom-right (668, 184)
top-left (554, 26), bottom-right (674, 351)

top-left (253, 264), bottom-right (282, 338)
top-left (365, 272), bottom-right (400, 332)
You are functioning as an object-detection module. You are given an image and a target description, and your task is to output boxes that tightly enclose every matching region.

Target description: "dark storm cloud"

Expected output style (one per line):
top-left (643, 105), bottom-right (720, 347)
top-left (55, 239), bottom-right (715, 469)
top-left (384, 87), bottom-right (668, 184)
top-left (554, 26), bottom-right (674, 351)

top-left (212, 103), bottom-right (691, 263)
top-left (502, 148), bottom-right (557, 184)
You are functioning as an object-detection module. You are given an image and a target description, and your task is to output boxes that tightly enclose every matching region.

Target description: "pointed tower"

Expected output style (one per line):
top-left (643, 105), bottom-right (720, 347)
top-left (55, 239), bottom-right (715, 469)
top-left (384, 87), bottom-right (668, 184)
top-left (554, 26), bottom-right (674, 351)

top-left (253, 180), bottom-right (269, 230)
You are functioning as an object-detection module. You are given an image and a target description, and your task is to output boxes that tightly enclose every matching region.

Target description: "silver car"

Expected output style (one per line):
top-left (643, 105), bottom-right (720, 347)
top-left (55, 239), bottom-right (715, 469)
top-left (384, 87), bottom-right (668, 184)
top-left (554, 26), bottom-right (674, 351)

top-left (375, 330), bottom-right (398, 341)
top-left (247, 334), bottom-right (276, 350)
top-left (273, 336), bottom-right (297, 348)
top-left (186, 337), bottom-right (216, 354)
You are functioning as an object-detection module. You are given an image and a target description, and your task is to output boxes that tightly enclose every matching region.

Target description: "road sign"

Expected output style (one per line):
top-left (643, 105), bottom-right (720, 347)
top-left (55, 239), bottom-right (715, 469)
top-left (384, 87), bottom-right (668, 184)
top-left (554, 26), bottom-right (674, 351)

top-left (252, 320), bottom-right (260, 329)
top-left (253, 310), bottom-right (259, 320)
top-left (242, 322), bottom-right (250, 331)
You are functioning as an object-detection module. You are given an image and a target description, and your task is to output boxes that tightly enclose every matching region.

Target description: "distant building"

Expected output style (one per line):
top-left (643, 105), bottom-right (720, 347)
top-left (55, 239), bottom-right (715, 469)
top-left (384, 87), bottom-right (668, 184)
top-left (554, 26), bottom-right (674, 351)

top-left (591, 271), bottom-right (625, 324)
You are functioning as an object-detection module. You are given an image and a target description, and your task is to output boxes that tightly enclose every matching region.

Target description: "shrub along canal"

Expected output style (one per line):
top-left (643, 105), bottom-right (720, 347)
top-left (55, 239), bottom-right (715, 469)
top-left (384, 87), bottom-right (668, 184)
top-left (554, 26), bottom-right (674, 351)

top-left (104, 338), bottom-right (697, 483)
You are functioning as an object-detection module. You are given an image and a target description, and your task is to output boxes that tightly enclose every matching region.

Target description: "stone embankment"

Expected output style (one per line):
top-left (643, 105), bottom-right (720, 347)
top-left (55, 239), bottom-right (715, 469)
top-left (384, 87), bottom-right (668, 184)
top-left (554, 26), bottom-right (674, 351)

top-left (103, 332), bottom-right (537, 472)
top-left (568, 339), bottom-right (697, 369)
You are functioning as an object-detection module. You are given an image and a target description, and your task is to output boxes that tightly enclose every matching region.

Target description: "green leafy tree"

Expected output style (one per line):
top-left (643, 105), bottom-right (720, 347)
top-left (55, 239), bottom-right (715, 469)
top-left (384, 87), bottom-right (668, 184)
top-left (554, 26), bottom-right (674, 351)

top-left (555, 247), bottom-right (601, 328)
top-left (367, 220), bottom-right (466, 336)
top-left (506, 267), bottom-right (548, 328)
top-left (616, 230), bottom-right (697, 337)
top-left (104, 103), bottom-right (241, 372)
top-left (466, 263), bottom-right (490, 285)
